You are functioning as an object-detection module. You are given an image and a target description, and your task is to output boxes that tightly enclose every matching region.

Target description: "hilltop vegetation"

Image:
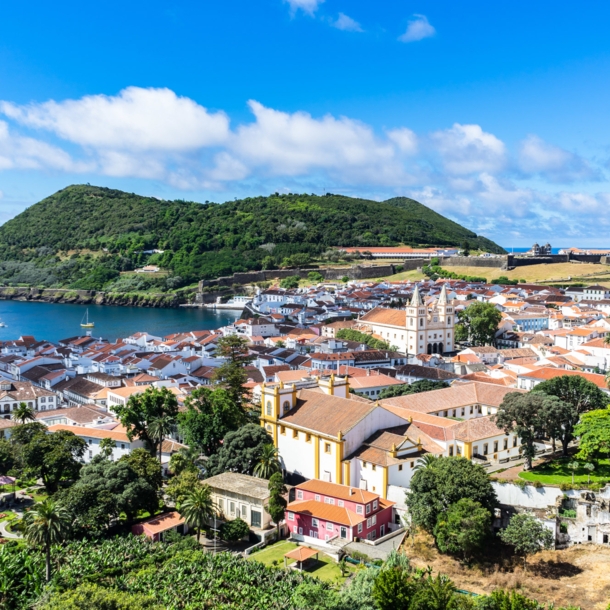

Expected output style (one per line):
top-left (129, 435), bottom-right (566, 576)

top-left (0, 185), bottom-right (504, 290)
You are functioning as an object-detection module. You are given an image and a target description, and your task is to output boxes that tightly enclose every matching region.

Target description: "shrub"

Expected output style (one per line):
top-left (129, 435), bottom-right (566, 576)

top-left (279, 275), bottom-right (300, 289)
top-left (532, 480), bottom-right (544, 489)
top-left (220, 517), bottom-right (250, 542)
top-left (513, 478), bottom-right (527, 489)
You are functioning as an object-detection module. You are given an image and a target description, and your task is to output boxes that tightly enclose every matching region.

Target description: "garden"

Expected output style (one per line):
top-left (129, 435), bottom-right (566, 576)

top-left (246, 540), bottom-right (357, 582)
top-left (519, 458), bottom-right (610, 487)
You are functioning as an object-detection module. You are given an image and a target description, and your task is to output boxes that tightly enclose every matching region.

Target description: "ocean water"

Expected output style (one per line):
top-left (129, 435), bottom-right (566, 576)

top-left (0, 300), bottom-right (242, 344)
top-left (504, 247), bottom-right (610, 254)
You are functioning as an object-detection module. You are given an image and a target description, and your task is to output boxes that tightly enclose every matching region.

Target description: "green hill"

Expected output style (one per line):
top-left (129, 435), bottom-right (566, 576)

top-left (0, 185), bottom-right (504, 291)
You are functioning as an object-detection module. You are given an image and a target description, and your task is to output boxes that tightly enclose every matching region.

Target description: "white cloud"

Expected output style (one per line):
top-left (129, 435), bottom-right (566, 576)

top-left (387, 128), bottom-right (418, 154)
top-left (430, 123), bottom-right (506, 175)
top-left (0, 120), bottom-right (89, 173)
top-left (0, 87), bottom-right (230, 151)
top-left (284, 0), bottom-right (323, 16)
top-left (228, 100), bottom-right (405, 184)
top-left (518, 135), bottom-right (598, 182)
top-left (332, 13), bottom-right (363, 32)
top-left (398, 14), bottom-right (436, 43)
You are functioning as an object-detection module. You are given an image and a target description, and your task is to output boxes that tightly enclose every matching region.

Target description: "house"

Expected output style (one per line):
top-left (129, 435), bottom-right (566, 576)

top-left (131, 511), bottom-right (187, 541)
top-left (359, 285), bottom-right (455, 356)
top-left (205, 472), bottom-right (275, 536)
top-left (583, 285), bottom-right (610, 301)
top-left (36, 405), bottom-right (115, 427)
top-left (517, 367), bottom-right (609, 392)
top-left (287, 479), bottom-right (395, 544)
top-left (0, 380), bottom-right (58, 419)
top-left (46, 424), bottom-right (144, 461)
top-left (348, 371), bottom-right (404, 399)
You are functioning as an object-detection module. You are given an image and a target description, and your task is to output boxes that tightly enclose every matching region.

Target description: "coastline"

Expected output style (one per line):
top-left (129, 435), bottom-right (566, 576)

top-left (0, 286), bottom-right (192, 309)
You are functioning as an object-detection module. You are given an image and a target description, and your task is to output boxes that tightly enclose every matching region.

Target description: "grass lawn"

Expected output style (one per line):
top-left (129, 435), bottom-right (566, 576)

top-left (519, 458), bottom-right (610, 485)
top-left (247, 540), bottom-right (355, 583)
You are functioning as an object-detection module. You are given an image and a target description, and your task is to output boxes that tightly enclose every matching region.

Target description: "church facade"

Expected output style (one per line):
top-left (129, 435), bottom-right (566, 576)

top-left (358, 284), bottom-right (454, 356)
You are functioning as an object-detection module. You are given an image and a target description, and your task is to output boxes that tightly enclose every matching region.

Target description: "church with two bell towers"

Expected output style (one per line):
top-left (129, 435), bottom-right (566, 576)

top-left (359, 283), bottom-right (455, 356)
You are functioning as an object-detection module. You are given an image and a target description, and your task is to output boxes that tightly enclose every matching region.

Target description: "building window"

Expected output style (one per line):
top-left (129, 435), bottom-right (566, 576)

top-left (325, 443), bottom-right (331, 453)
top-left (315, 494), bottom-right (321, 502)
top-left (293, 429), bottom-right (299, 439)
top-left (398, 464), bottom-right (403, 471)
top-left (230, 502), bottom-right (236, 515)
top-left (410, 461), bottom-right (414, 468)
top-left (338, 500), bottom-right (344, 507)
top-left (306, 433), bottom-right (312, 443)
top-left (449, 446), bottom-right (454, 457)
top-left (373, 500), bottom-right (378, 510)
top-left (366, 504), bottom-right (371, 515)
top-left (371, 464), bottom-right (376, 471)
top-left (470, 406), bottom-right (473, 414)
top-left (513, 436), bottom-right (518, 447)
top-left (266, 401), bottom-right (272, 416)
top-left (312, 518), bottom-right (319, 527)
top-left (280, 426), bottom-right (286, 435)
top-left (283, 400), bottom-right (290, 412)
top-left (367, 518), bottom-right (372, 528)
top-left (288, 512), bottom-right (294, 521)
top-left (494, 441), bottom-right (498, 453)
top-left (362, 461), bottom-right (367, 468)
top-left (483, 443), bottom-right (488, 455)
top-left (121, 443), bottom-right (125, 450)
top-left (456, 445), bottom-right (462, 455)
top-left (372, 515), bottom-right (377, 525)
top-left (503, 438), bottom-right (508, 450)
top-left (358, 523), bottom-right (363, 534)
top-left (297, 490), bottom-right (303, 500)
top-left (356, 505), bottom-right (364, 515)
top-left (326, 522), bottom-right (334, 531)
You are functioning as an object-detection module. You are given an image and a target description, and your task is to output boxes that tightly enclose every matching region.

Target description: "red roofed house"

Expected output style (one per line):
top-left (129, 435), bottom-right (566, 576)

top-left (132, 511), bottom-right (188, 541)
top-left (287, 479), bottom-right (395, 544)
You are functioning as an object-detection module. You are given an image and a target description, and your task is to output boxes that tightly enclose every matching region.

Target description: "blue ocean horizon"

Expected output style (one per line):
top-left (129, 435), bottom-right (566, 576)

top-left (503, 247), bottom-right (609, 254)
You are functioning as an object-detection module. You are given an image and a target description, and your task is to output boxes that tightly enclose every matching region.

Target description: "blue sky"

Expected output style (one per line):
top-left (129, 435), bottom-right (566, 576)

top-left (1, 1), bottom-right (610, 246)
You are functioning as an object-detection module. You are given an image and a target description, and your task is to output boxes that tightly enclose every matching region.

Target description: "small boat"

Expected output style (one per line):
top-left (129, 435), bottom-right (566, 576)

top-left (0, 322), bottom-right (6, 328)
top-left (80, 309), bottom-right (95, 328)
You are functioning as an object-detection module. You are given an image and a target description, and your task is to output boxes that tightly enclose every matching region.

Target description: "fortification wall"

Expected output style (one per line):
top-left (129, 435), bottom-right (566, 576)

top-left (198, 264), bottom-right (397, 291)
top-left (440, 256), bottom-right (507, 269)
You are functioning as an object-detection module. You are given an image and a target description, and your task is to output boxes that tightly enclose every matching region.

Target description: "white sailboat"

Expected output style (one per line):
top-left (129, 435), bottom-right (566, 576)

top-left (80, 309), bottom-right (95, 328)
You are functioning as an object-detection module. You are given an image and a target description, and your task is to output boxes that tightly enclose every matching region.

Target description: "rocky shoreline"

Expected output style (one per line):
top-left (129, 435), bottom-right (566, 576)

top-left (0, 287), bottom-right (191, 308)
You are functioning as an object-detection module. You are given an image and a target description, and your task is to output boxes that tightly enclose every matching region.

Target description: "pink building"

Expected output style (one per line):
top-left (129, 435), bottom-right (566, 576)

top-left (286, 479), bottom-right (395, 544)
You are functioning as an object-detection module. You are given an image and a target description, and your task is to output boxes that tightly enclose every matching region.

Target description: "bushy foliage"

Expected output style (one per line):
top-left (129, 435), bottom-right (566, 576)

top-left (336, 328), bottom-right (390, 349)
top-left (422, 264), bottom-right (487, 283)
top-left (0, 186), bottom-right (504, 287)
top-left (379, 379), bottom-right (450, 399)
top-left (220, 517), bottom-right (250, 542)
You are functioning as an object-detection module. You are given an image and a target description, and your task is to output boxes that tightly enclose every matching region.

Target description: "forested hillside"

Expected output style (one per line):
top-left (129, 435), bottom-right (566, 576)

top-left (0, 185), bottom-right (504, 290)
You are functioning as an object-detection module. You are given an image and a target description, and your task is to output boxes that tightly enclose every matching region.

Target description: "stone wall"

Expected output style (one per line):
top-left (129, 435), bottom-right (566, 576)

top-left (440, 256), bottom-right (507, 269)
top-left (197, 264), bottom-right (397, 291)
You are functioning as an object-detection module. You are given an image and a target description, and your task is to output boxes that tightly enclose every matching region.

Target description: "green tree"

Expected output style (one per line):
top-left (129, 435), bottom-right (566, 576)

top-left (56, 457), bottom-right (159, 532)
top-left (379, 380), bottom-right (450, 400)
top-left (39, 583), bottom-right (160, 610)
top-left (114, 386), bottom-right (179, 460)
top-left (567, 461), bottom-right (579, 484)
top-left (179, 484), bottom-right (216, 543)
top-left (23, 498), bottom-right (71, 582)
top-left (205, 424), bottom-right (274, 477)
top-left (499, 513), bottom-right (554, 570)
top-left (20, 429), bottom-right (86, 494)
top-left (165, 469), bottom-right (201, 505)
top-left (0, 438), bottom-right (15, 474)
top-left (267, 472), bottom-right (287, 541)
top-left (336, 328), bottom-right (390, 350)
top-left (99, 437), bottom-right (116, 459)
top-left (575, 408), bottom-right (610, 462)
top-left (476, 589), bottom-right (541, 610)
top-left (532, 375), bottom-right (608, 456)
top-left (455, 302), bottom-right (502, 346)
top-left (279, 275), bottom-right (300, 289)
top-left (168, 448), bottom-right (199, 476)
top-left (406, 457), bottom-right (497, 533)
top-left (413, 453), bottom-right (440, 471)
top-left (341, 276), bottom-right (350, 283)
top-left (410, 574), bottom-right (458, 610)
top-left (119, 448), bottom-right (163, 490)
top-left (307, 271), bottom-right (324, 283)
top-left (178, 386), bottom-right (247, 456)
top-left (433, 499), bottom-right (491, 560)
top-left (211, 335), bottom-right (253, 413)
top-left (147, 414), bottom-right (175, 465)
top-left (492, 392), bottom-right (565, 470)
top-left (372, 567), bottom-right (417, 610)
top-left (253, 443), bottom-right (281, 479)
top-left (220, 517), bottom-right (250, 542)
top-left (13, 402), bottom-right (35, 424)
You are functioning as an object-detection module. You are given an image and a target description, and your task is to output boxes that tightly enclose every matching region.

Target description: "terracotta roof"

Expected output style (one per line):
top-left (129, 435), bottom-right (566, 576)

top-left (296, 479), bottom-right (379, 503)
top-left (47, 423), bottom-right (132, 442)
top-left (36, 405), bottom-right (112, 424)
top-left (519, 367), bottom-right (608, 389)
top-left (451, 417), bottom-right (505, 442)
top-left (285, 546), bottom-right (319, 561)
top-left (359, 307), bottom-right (407, 327)
top-left (287, 499), bottom-right (366, 526)
top-left (381, 381), bottom-right (522, 414)
top-left (139, 511), bottom-right (185, 535)
top-left (348, 374), bottom-right (403, 390)
top-left (281, 389), bottom-right (379, 436)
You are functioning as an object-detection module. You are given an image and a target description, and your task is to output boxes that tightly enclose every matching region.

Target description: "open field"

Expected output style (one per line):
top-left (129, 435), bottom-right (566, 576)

top-left (380, 262), bottom-right (610, 285)
top-left (406, 532), bottom-right (610, 609)
top-left (247, 540), bottom-right (355, 582)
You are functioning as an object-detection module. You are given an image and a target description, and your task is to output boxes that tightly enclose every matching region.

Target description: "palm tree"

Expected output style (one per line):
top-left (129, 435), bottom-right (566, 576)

top-left (179, 484), bottom-right (215, 543)
top-left (13, 402), bottom-right (35, 424)
top-left (254, 444), bottom-right (281, 479)
top-left (413, 454), bottom-right (440, 471)
top-left (148, 414), bottom-right (175, 465)
top-left (99, 437), bottom-right (116, 459)
top-left (22, 499), bottom-right (71, 582)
